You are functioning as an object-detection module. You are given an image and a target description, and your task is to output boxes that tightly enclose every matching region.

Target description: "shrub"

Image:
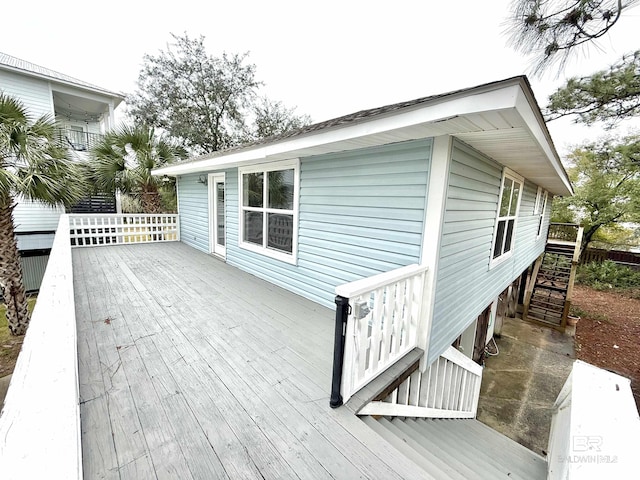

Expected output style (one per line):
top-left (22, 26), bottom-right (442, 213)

top-left (577, 260), bottom-right (640, 290)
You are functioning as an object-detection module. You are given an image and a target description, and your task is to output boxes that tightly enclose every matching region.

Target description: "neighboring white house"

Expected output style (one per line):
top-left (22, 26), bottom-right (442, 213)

top-left (0, 52), bottom-right (125, 289)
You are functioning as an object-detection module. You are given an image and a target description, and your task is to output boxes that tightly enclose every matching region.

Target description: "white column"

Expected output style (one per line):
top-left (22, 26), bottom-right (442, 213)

top-left (115, 190), bottom-right (122, 214)
top-left (107, 101), bottom-right (115, 132)
top-left (417, 135), bottom-right (453, 370)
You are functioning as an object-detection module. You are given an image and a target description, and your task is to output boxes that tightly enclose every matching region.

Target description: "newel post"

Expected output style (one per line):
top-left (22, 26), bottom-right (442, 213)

top-left (330, 295), bottom-right (350, 408)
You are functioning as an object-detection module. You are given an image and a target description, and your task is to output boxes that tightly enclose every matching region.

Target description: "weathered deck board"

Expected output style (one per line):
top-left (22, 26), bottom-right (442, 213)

top-left (74, 242), bottom-right (430, 479)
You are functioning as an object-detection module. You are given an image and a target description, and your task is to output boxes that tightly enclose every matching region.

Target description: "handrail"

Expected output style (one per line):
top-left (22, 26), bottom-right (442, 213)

top-left (548, 223), bottom-right (581, 243)
top-left (335, 264), bottom-right (428, 298)
top-left (572, 226), bottom-right (584, 263)
top-left (332, 264), bottom-right (428, 404)
top-left (55, 127), bottom-right (104, 152)
top-left (68, 213), bottom-right (180, 247)
top-left (440, 343), bottom-right (483, 377)
top-left (358, 345), bottom-right (483, 419)
top-left (547, 361), bottom-right (640, 479)
top-left (0, 215), bottom-right (82, 478)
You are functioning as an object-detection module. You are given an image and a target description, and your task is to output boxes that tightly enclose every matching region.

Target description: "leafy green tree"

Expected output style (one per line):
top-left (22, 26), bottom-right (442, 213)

top-left (553, 134), bottom-right (640, 256)
top-left (248, 97), bottom-right (311, 141)
top-left (91, 125), bottom-right (186, 213)
top-left (507, 0), bottom-right (639, 73)
top-left (546, 50), bottom-right (640, 125)
top-left (128, 33), bottom-right (309, 154)
top-left (589, 223), bottom-right (639, 249)
top-left (0, 93), bottom-right (85, 335)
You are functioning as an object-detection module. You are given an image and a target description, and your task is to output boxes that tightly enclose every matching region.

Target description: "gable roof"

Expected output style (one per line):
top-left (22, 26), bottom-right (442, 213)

top-left (0, 52), bottom-right (125, 104)
top-left (154, 76), bottom-right (572, 196)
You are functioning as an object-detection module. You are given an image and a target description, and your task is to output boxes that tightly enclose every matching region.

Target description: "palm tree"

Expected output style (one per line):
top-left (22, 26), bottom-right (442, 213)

top-left (0, 93), bottom-right (85, 335)
top-left (91, 125), bottom-right (186, 213)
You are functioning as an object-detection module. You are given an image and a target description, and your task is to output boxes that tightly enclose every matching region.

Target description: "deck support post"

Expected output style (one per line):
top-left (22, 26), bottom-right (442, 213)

top-left (330, 295), bottom-right (350, 408)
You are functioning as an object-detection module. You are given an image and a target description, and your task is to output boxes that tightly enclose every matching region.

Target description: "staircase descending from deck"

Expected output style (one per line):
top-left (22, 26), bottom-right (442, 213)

top-left (362, 416), bottom-right (547, 479)
top-left (524, 223), bottom-right (583, 330)
top-left (344, 347), bottom-right (546, 479)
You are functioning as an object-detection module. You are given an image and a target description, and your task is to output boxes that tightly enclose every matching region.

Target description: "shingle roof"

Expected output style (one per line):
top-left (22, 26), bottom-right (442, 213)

top-left (0, 51), bottom-right (125, 100)
top-left (177, 75), bottom-right (527, 167)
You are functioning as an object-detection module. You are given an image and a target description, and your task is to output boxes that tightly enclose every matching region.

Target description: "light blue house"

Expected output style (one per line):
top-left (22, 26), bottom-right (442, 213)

top-left (7, 76), bottom-right (638, 479)
top-left (155, 76), bottom-right (571, 370)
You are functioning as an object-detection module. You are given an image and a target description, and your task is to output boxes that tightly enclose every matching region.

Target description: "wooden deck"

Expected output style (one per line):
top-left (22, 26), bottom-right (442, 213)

top-left (74, 242), bottom-right (428, 479)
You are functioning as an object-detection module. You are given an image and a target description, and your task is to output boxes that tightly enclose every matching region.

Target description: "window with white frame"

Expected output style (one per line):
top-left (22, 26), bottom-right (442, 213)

top-left (239, 160), bottom-right (299, 262)
top-left (534, 186), bottom-right (543, 215)
top-left (491, 169), bottom-right (523, 262)
top-left (534, 187), bottom-right (548, 237)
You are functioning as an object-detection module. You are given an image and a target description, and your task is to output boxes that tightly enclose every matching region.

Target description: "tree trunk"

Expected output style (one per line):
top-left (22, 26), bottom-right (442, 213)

top-left (0, 199), bottom-right (30, 335)
top-left (140, 190), bottom-right (162, 214)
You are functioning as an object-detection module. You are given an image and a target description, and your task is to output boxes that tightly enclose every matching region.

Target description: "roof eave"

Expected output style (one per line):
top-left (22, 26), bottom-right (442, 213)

top-left (0, 63), bottom-right (126, 103)
top-left (154, 77), bottom-right (573, 197)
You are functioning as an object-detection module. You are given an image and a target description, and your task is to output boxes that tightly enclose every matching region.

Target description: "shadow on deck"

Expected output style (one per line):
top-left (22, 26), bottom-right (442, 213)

top-left (75, 242), bottom-right (426, 479)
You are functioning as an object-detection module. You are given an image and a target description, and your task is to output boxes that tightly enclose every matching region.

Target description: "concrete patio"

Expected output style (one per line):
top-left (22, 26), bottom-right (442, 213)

top-left (477, 316), bottom-right (575, 455)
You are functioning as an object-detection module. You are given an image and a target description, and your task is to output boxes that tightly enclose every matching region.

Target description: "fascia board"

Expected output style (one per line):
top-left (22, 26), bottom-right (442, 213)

top-left (0, 64), bottom-right (125, 104)
top-left (50, 82), bottom-right (125, 106)
top-left (514, 87), bottom-right (573, 196)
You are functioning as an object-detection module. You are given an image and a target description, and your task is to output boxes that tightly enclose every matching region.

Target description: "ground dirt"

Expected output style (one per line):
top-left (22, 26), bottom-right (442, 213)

top-left (0, 334), bottom-right (23, 378)
top-left (0, 298), bottom-right (36, 379)
top-left (572, 285), bottom-right (640, 408)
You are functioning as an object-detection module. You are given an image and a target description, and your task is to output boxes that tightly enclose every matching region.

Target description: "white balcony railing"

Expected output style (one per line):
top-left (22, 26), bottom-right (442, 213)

top-left (69, 213), bottom-right (179, 246)
top-left (335, 264), bottom-right (428, 403)
top-left (547, 360), bottom-right (640, 479)
top-left (0, 215), bottom-right (81, 479)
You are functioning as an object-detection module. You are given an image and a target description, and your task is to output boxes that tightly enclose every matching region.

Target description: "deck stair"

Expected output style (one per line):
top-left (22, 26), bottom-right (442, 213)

top-left (362, 416), bottom-right (547, 479)
top-left (523, 223), bottom-right (583, 330)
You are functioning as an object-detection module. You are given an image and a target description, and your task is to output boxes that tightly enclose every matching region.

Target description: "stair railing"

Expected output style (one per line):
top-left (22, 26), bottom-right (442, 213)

top-left (357, 345), bottom-right (483, 418)
top-left (524, 225), bottom-right (583, 329)
top-left (561, 226), bottom-right (583, 327)
top-left (547, 223), bottom-right (581, 243)
top-left (330, 264), bottom-right (428, 406)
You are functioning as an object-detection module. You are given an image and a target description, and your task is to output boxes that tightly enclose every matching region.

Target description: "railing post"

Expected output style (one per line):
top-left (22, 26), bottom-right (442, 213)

top-left (330, 295), bottom-right (350, 408)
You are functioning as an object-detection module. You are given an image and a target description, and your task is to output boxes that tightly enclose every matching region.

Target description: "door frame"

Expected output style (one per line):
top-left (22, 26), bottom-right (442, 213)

top-left (208, 172), bottom-right (226, 258)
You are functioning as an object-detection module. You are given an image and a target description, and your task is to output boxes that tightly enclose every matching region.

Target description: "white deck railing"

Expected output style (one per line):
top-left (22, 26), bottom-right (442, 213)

top-left (336, 264), bottom-right (428, 403)
top-left (547, 360), bottom-right (640, 479)
top-left (68, 213), bottom-right (179, 246)
top-left (358, 345), bottom-right (483, 418)
top-left (0, 215), bottom-right (81, 479)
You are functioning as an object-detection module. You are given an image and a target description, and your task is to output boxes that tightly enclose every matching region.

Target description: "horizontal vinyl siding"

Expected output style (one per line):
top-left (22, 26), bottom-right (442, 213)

top-left (428, 140), bottom-right (547, 364)
top-left (16, 233), bottom-right (55, 251)
top-left (12, 199), bottom-right (63, 234)
top-left (0, 70), bottom-right (52, 117)
top-left (226, 139), bottom-right (431, 308)
top-left (177, 173), bottom-right (209, 253)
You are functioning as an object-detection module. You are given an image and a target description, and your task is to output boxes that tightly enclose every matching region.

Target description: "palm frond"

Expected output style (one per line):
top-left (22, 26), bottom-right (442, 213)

top-left (88, 123), bottom-right (186, 212)
top-left (0, 93), bottom-right (84, 206)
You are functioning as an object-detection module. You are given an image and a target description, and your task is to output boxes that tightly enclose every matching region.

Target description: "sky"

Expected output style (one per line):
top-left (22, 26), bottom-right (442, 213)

top-left (2, 0), bottom-right (639, 157)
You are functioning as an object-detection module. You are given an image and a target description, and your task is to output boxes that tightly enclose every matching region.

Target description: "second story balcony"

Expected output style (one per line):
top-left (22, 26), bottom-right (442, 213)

top-left (55, 126), bottom-right (104, 152)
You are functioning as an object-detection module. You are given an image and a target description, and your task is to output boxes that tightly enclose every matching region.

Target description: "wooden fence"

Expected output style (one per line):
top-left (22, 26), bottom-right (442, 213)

top-left (581, 247), bottom-right (640, 269)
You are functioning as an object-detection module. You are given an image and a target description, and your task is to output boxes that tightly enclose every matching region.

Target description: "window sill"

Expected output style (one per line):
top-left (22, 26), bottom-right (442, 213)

top-left (238, 241), bottom-right (297, 265)
top-left (489, 250), bottom-right (514, 270)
